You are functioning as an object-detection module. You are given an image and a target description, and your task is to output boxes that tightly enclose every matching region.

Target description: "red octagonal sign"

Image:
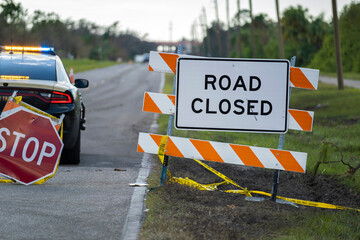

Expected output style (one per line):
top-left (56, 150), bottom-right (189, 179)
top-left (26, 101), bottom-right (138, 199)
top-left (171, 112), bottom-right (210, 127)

top-left (0, 109), bottom-right (63, 185)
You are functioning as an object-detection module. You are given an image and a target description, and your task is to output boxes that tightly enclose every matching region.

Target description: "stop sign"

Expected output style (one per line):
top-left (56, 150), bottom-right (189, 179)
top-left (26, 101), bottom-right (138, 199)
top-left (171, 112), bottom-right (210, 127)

top-left (0, 109), bottom-right (63, 185)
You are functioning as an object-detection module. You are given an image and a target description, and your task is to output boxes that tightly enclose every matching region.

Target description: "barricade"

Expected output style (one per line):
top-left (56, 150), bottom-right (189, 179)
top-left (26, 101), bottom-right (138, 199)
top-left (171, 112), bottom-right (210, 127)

top-left (136, 49), bottom-right (358, 210)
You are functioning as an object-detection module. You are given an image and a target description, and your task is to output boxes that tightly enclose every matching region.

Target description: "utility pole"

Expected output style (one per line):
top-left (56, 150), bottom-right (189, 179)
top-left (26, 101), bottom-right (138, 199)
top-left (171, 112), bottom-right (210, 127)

top-left (202, 7), bottom-right (211, 56)
top-left (237, 0), bottom-right (242, 57)
top-left (249, 0), bottom-right (257, 57)
top-left (192, 20), bottom-right (200, 54)
top-left (275, 0), bottom-right (285, 58)
top-left (214, 0), bottom-right (223, 56)
top-left (169, 22), bottom-right (173, 43)
top-left (226, 0), bottom-right (230, 57)
top-left (331, 0), bottom-right (344, 90)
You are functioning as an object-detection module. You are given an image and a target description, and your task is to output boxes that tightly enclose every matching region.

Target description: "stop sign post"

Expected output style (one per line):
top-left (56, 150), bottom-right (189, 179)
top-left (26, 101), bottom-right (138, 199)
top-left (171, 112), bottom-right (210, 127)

top-left (0, 108), bottom-right (63, 185)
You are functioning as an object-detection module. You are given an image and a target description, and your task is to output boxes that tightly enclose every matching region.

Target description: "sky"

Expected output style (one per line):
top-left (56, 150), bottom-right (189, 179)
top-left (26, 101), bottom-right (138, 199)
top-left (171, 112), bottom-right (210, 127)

top-left (16, 0), bottom-right (356, 42)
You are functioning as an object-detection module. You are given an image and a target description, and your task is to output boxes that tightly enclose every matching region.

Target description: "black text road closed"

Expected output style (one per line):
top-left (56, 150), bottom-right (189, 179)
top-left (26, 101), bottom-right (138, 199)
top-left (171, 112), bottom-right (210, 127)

top-left (175, 58), bottom-right (290, 133)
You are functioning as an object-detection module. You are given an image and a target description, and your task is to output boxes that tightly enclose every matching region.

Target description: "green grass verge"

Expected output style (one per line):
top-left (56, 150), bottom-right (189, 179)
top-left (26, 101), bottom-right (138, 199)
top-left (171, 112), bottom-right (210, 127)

top-left (321, 72), bottom-right (360, 81)
top-left (278, 210), bottom-right (360, 239)
top-left (61, 59), bottom-right (119, 73)
top-left (141, 73), bottom-right (360, 239)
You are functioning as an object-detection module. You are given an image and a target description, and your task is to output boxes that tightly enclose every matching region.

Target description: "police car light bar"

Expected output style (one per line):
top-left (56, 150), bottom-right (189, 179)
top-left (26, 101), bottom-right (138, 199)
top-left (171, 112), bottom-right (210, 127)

top-left (1, 46), bottom-right (55, 54)
top-left (0, 75), bottom-right (30, 80)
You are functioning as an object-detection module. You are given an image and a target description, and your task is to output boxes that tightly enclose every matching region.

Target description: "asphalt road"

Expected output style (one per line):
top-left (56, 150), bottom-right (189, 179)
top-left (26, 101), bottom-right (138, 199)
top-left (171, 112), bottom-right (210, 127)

top-left (319, 75), bottom-right (360, 89)
top-left (0, 63), bottom-right (161, 239)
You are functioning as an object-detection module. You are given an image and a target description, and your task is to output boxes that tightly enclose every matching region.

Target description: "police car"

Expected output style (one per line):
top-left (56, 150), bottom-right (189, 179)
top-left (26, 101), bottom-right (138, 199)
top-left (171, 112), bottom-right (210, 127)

top-left (0, 46), bottom-right (88, 164)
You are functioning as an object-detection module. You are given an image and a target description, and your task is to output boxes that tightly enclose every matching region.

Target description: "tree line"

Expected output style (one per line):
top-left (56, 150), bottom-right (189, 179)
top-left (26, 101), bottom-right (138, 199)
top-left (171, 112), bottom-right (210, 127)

top-left (1, 0), bottom-right (359, 74)
top-left (199, 2), bottom-right (360, 72)
top-left (0, 0), bottom-right (156, 60)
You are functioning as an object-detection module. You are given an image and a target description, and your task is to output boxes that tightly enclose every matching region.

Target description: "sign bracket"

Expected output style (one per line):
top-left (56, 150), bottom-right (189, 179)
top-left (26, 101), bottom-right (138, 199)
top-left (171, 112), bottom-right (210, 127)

top-left (271, 56), bottom-right (296, 201)
top-left (160, 44), bottom-right (183, 186)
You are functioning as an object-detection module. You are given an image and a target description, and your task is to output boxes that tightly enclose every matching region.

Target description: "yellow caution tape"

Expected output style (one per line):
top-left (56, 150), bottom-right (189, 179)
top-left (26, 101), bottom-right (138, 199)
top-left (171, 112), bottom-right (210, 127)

top-left (224, 189), bottom-right (360, 212)
top-left (19, 101), bottom-right (59, 121)
top-left (14, 96), bottom-right (22, 104)
top-left (157, 135), bottom-right (168, 165)
top-left (192, 159), bottom-right (252, 197)
top-left (170, 177), bottom-right (228, 191)
top-left (277, 195), bottom-right (360, 211)
top-left (158, 135), bottom-right (172, 179)
top-left (0, 177), bottom-right (15, 183)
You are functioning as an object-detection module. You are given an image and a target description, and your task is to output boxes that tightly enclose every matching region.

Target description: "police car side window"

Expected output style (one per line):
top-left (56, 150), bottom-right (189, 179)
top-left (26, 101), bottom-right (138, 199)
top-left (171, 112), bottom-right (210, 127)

top-left (56, 60), bottom-right (70, 83)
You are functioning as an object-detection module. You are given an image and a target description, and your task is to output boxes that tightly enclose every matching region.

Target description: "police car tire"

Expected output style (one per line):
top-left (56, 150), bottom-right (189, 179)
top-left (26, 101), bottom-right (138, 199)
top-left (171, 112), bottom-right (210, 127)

top-left (62, 130), bottom-right (81, 165)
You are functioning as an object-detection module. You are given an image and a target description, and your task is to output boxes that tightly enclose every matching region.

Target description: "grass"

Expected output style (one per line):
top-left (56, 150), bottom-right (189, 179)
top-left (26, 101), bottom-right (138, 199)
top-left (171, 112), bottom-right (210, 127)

top-left (61, 58), bottom-right (119, 73)
top-left (321, 71), bottom-right (360, 81)
top-left (278, 210), bottom-right (360, 239)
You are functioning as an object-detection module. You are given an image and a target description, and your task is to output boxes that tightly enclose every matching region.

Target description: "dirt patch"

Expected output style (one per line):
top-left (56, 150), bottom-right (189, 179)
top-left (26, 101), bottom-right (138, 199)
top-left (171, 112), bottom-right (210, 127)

top-left (143, 157), bottom-right (360, 239)
top-left (167, 157), bottom-right (360, 208)
top-left (316, 116), bottom-right (360, 126)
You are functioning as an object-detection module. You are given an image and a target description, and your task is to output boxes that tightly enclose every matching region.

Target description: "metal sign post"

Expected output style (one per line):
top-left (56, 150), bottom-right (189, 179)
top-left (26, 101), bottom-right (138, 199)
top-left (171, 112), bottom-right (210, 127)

top-left (160, 44), bottom-right (183, 186)
top-left (271, 56), bottom-right (296, 201)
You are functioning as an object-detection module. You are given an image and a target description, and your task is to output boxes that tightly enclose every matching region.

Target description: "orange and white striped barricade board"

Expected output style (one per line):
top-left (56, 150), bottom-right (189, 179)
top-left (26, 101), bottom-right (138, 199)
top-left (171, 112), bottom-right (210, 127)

top-left (142, 92), bottom-right (314, 132)
top-left (137, 132), bottom-right (307, 173)
top-left (290, 67), bottom-right (319, 90)
top-left (288, 109), bottom-right (314, 132)
top-left (142, 92), bottom-right (176, 114)
top-left (148, 51), bottom-right (319, 90)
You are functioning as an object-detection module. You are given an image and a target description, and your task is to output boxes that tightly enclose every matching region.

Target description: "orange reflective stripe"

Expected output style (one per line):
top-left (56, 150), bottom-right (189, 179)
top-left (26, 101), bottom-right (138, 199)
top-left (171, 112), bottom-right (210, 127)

top-left (167, 138), bottom-right (184, 158)
top-left (289, 109), bottom-right (312, 131)
top-left (143, 92), bottom-right (162, 113)
top-left (230, 145), bottom-right (264, 168)
top-left (159, 53), bottom-right (179, 74)
top-left (137, 144), bottom-right (144, 152)
top-left (189, 139), bottom-right (224, 163)
top-left (270, 149), bottom-right (304, 173)
top-left (290, 67), bottom-right (315, 89)
top-left (167, 95), bottom-right (176, 105)
top-left (3, 100), bottom-right (20, 112)
top-left (150, 134), bottom-right (162, 146)
top-left (148, 65), bottom-right (154, 71)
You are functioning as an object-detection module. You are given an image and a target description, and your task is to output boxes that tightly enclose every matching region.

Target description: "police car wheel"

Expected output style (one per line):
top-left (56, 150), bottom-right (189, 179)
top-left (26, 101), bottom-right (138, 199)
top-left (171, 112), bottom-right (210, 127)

top-left (61, 130), bottom-right (81, 165)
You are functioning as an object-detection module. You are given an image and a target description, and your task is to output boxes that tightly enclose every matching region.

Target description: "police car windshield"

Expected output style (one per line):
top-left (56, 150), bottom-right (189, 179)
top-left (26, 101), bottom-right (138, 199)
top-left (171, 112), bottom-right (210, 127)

top-left (0, 53), bottom-right (56, 81)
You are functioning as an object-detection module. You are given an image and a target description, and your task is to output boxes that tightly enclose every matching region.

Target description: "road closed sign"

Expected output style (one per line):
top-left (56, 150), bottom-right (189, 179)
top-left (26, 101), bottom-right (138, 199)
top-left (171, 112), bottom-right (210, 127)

top-left (175, 58), bottom-right (290, 133)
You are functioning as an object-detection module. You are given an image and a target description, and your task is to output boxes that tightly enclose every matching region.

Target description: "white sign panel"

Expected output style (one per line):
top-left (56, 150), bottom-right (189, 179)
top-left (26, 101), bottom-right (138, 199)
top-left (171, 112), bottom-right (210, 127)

top-left (175, 58), bottom-right (290, 133)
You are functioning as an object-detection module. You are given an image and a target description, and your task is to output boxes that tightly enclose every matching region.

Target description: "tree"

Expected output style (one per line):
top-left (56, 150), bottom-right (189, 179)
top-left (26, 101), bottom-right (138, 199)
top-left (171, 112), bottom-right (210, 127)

top-left (282, 5), bottom-right (329, 66)
top-left (339, 2), bottom-right (360, 72)
top-left (310, 2), bottom-right (360, 74)
top-left (332, 0), bottom-right (344, 90)
top-left (275, 0), bottom-right (284, 58)
top-left (0, 0), bottom-right (27, 45)
top-left (0, 0), bottom-right (25, 24)
top-left (0, 0), bottom-right (157, 60)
